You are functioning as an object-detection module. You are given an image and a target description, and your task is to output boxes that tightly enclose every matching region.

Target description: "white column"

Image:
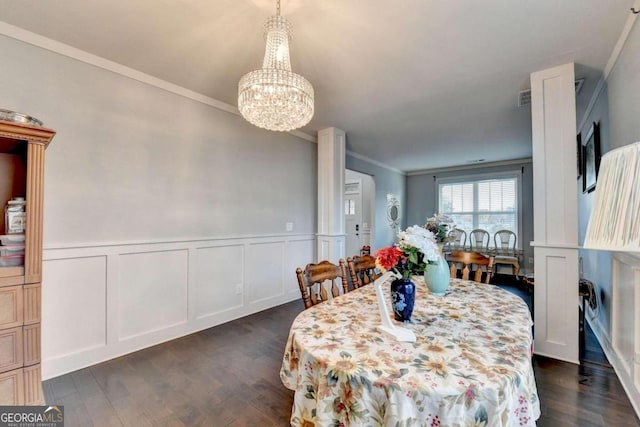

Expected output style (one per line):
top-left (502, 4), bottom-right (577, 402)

top-left (530, 63), bottom-right (580, 363)
top-left (317, 127), bottom-right (346, 263)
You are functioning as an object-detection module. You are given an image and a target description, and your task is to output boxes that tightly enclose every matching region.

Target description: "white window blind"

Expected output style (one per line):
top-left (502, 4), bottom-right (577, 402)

top-left (438, 175), bottom-right (519, 247)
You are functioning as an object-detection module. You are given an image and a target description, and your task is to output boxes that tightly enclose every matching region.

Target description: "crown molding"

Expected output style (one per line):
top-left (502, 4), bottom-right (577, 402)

top-left (0, 21), bottom-right (317, 143)
top-left (578, 2), bottom-right (640, 132)
top-left (346, 150), bottom-right (407, 175)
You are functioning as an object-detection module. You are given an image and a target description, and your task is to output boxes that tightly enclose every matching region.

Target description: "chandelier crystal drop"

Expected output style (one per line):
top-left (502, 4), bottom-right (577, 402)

top-left (238, 2), bottom-right (314, 132)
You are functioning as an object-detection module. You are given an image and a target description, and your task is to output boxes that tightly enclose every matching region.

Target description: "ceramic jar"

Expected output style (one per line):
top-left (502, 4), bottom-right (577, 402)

top-left (5, 197), bottom-right (26, 234)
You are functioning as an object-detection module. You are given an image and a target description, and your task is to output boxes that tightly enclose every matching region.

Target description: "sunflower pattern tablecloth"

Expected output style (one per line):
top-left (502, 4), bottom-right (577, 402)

top-left (280, 278), bottom-right (540, 427)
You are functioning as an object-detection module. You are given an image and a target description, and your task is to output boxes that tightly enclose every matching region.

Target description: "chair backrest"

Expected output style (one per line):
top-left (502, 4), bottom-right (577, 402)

top-left (445, 250), bottom-right (494, 284)
top-left (494, 230), bottom-right (517, 256)
top-left (346, 255), bottom-right (380, 289)
top-left (446, 228), bottom-right (467, 251)
top-left (469, 229), bottom-right (490, 252)
top-left (296, 260), bottom-right (349, 309)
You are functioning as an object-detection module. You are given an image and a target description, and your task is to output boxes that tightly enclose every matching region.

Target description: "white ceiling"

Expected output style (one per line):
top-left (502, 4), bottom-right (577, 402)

top-left (0, 0), bottom-right (634, 172)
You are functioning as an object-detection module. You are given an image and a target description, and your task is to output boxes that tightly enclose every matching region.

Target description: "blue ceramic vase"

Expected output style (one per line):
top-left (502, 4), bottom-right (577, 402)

top-left (390, 278), bottom-right (415, 322)
top-left (424, 252), bottom-right (450, 296)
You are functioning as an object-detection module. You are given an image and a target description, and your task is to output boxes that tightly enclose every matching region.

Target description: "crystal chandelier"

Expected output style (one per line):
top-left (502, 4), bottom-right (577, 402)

top-left (238, 0), bottom-right (314, 132)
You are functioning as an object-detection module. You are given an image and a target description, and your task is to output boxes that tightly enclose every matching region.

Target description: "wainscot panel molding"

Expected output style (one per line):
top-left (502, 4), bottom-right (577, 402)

top-left (194, 245), bottom-right (245, 319)
top-left (606, 254), bottom-right (640, 415)
top-left (41, 233), bottom-right (315, 380)
top-left (586, 253), bottom-right (640, 416)
top-left (532, 247), bottom-right (579, 363)
top-left (42, 257), bottom-right (108, 360)
top-left (117, 249), bottom-right (189, 341)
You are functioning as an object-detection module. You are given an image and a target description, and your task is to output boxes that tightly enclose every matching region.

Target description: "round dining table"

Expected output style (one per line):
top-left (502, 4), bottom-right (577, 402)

top-left (280, 277), bottom-right (540, 427)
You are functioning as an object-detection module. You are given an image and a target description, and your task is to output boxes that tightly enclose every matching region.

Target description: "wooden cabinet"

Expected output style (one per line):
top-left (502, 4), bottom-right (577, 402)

top-left (0, 120), bottom-right (54, 405)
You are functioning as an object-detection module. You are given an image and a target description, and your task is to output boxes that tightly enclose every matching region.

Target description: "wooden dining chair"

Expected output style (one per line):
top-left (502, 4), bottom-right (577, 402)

top-left (346, 255), bottom-right (381, 289)
top-left (469, 229), bottom-right (490, 253)
top-left (493, 229), bottom-right (521, 278)
top-left (445, 250), bottom-right (494, 284)
top-left (296, 260), bottom-right (349, 309)
top-left (445, 228), bottom-right (467, 252)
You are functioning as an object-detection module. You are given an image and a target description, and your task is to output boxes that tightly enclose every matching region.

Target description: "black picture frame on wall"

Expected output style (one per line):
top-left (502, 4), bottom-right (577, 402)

top-left (576, 132), bottom-right (582, 179)
top-left (582, 121), bottom-right (601, 193)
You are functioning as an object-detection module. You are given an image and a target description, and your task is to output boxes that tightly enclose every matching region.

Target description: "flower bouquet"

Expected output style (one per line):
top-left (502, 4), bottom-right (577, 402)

top-left (424, 213), bottom-right (456, 244)
top-left (374, 225), bottom-right (441, 278)
top-left (374, 226), bottom-right (441, 321)
top-left (422, 214), bottom-right (456, 295)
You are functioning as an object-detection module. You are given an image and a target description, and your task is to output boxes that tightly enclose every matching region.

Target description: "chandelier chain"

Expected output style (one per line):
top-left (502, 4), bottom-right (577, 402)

top-left (276, 0), bottom-right (280, 16)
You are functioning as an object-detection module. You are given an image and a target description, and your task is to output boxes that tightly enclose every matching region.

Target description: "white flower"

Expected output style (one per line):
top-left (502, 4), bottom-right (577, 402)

top-left (427, 213), bottom-right (455, 225)
top-left (397, 225), bottom-right (441, 262)
top-left (421, 241), bottom-right (441, 262)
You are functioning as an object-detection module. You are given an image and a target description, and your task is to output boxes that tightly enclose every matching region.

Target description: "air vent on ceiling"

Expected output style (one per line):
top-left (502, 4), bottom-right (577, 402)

top-left (517, 90), bottom-right (531, 107)
top-left (518, 78), bottom-right (585, 107)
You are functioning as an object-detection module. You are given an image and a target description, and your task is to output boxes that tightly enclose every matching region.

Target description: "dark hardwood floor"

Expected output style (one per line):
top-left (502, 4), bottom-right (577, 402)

top-left (44, 287), bottom-right (640, 426)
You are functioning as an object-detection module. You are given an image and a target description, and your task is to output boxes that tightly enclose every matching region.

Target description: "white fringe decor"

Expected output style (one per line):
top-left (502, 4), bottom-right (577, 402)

top-left (584, 141), bottom-right (640, 252)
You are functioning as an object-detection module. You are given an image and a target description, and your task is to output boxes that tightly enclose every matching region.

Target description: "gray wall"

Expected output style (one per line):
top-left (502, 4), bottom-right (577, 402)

top-left (0, 34), bottom-right (317, 245)
top-left (0, 33), bottom-right (322, 378)
top-left (578, 84), bottom-right (612, 334)
top-left (607, 19), bottom-right (640, 152)
top-left (578, 17), bottom-right (640, 337)
top-left (346, 154), bottom-right (406, 250)
top-left (407, 161), bottom-right (534, 273)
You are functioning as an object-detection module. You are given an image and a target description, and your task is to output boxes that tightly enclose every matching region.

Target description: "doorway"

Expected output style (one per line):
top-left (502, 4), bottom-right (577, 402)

top-left (345, 170), bottom-right (375, 257)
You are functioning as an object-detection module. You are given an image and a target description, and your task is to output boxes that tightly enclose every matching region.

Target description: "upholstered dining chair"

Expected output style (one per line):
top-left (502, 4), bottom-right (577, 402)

top-left (445, 228), bottom-right (467, 252)
top-left (346, 255), bottom-right (381, 289)
top-left (296, 260), bottom-right (349, 309)
top-left (469, 229), bottom-right (490, 253)
top-left (493, 230), bottom-right (521, 278)
top-left (445, 250), bottom-right (494, 284)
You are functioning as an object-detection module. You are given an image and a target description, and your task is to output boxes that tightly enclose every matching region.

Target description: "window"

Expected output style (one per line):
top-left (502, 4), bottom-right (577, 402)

top-left (437, 174), bottom-right (520, 248)
top-left (345, 199), bottom-right (355, 216)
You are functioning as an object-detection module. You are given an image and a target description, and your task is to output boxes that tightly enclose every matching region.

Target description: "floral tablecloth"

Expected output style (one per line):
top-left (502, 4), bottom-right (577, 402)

top-left (280, 278), bottom-right (540, 427)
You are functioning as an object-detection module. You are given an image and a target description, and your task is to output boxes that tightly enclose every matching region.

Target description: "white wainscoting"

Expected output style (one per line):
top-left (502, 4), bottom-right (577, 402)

top-left (588, 253), bottom-right (640, 417)
top-left (532, 245), bottom-right (579, 363)
top-left (41, 233), bottom-right (315, 380)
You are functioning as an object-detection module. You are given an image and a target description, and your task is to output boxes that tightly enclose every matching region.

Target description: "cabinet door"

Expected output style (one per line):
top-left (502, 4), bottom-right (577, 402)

top-left (0, 286), bottom-right (23, 329)
top-left (0, 368), bottom-right (25, 405)
top-left (0, 327), bottom-right (23, 373)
